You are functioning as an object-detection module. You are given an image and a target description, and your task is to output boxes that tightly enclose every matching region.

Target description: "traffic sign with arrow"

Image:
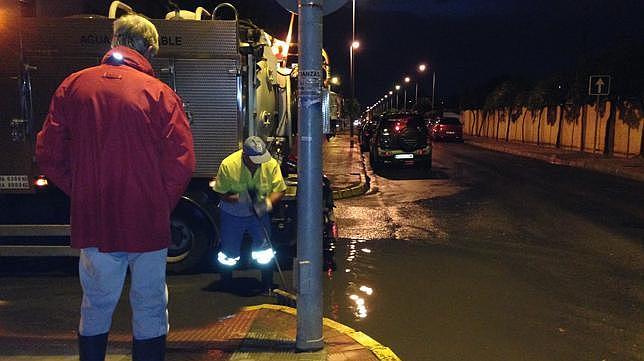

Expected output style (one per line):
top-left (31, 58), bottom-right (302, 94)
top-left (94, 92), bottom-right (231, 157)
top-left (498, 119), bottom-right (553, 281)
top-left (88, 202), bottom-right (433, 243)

top-left (588, 75), bottom-right (611, 96)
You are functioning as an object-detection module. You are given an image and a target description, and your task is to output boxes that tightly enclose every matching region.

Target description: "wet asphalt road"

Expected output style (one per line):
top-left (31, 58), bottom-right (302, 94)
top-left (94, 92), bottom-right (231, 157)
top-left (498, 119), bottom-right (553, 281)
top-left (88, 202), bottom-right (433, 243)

top-left (330, 142), bottom-right (643, 361)
top-left (1, 142), bottom-right (642, 360)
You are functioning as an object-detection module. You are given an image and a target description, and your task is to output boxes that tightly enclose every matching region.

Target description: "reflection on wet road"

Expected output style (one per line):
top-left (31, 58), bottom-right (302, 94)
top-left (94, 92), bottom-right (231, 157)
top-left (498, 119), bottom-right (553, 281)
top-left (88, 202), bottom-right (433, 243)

top-left (325, 142), bottom-right (643, 361)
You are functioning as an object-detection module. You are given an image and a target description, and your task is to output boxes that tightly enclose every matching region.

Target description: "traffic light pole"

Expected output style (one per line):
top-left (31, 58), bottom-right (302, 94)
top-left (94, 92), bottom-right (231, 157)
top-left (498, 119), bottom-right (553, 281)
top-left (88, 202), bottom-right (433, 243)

top-left (296, 0), bottom-right (324, 352)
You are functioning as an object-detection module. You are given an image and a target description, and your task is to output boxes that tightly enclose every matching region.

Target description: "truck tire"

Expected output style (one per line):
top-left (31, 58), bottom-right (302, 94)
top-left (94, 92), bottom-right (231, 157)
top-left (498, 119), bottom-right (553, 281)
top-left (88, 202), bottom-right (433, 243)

top-left (167, 200), bottom-right (216, 274)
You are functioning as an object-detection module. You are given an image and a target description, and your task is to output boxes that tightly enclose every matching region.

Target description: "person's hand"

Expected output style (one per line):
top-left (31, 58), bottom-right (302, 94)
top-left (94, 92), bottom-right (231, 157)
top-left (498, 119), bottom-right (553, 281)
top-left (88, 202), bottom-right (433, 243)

top-left (253, 198), bottom-right (273, 217)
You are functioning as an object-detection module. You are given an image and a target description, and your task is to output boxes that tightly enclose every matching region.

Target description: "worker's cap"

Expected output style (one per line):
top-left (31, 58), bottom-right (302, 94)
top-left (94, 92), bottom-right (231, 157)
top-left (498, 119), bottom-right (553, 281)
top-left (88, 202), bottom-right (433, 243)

top-left (243, 136), bottom-right (272, 164)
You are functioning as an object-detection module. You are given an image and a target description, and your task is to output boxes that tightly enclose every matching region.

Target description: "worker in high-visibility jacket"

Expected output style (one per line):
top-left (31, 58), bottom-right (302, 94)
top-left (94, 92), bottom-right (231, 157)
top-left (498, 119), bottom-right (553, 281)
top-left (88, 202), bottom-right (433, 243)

top-left (211, 136), bottom-right (286, 285)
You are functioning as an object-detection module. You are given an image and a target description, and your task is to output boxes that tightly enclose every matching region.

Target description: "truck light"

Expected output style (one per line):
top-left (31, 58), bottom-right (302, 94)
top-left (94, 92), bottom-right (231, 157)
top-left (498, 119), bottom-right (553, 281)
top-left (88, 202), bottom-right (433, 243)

top-left (34, 176), bottom-right (48, 188)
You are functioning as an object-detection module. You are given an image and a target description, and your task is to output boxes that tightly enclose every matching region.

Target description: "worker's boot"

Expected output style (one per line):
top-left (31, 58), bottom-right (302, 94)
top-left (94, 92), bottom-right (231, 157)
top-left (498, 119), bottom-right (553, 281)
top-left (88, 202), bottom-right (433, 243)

top-left (78, 332), bottom-right (108, 361)
top-left (132, 334), bottom-right (166, 361)
top-left (260, 267), bottom-right (274, 295)
top-left (220, 269), bottom-right (233, 289)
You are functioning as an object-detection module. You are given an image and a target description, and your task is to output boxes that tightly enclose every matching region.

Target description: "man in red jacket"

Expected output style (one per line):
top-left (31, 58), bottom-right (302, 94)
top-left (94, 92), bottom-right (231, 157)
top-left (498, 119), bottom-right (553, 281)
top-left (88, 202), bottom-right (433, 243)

top-left (36, 14), bottom-right (195, 361)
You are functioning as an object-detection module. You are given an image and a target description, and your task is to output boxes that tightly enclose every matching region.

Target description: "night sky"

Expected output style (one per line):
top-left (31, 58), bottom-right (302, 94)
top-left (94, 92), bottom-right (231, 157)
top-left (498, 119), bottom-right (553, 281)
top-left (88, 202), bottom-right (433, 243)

top-left (26, 0), bottom-right (644, 108)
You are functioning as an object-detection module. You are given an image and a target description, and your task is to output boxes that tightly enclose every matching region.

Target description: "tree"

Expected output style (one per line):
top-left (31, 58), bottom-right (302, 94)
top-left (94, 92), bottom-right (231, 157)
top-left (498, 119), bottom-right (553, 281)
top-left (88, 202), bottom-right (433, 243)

top-left (343, 98), bottom-right (361, 120)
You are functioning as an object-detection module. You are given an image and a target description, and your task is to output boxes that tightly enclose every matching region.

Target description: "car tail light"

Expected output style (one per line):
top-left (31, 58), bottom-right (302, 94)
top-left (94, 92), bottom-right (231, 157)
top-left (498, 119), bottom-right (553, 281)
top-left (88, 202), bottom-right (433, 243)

top-left (393, 119), bottom-right (408, 132)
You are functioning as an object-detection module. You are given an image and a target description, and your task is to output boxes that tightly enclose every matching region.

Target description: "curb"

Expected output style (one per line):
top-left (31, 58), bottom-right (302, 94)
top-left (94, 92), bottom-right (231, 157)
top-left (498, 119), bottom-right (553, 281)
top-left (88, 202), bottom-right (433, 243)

top-left (467, 140), bottom-right (644, 183)
top-left (243, 304), bottom-right (402, 361)
top-left (332, 173), bottom-right (370, 200)
top-left (332, 153), bottom-right (371, 200)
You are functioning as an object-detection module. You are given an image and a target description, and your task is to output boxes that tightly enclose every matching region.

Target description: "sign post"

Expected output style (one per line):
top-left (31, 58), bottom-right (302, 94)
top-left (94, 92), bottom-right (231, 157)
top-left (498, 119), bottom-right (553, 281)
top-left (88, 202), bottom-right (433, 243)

top-left (588, 75), bottom-right (611, 153)
top-left (276, 0), bottom-right (348, 352)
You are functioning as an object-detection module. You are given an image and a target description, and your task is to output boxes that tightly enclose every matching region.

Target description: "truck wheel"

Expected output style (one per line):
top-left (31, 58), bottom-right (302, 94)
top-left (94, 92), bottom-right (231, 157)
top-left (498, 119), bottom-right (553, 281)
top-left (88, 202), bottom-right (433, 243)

top-left (167, 201), bottom-right (216, 273)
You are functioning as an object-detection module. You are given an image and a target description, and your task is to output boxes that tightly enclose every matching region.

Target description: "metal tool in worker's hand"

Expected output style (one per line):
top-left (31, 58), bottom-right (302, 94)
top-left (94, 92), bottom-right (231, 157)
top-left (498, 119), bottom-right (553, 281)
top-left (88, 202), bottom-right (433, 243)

top-left (248, 188), bottom-right (289, 292)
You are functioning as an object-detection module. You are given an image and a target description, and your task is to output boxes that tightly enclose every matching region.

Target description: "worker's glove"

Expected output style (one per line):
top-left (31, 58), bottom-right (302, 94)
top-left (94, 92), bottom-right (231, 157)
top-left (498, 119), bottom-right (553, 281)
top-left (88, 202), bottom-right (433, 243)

top-left (253, 198), bottom-right (273, 217)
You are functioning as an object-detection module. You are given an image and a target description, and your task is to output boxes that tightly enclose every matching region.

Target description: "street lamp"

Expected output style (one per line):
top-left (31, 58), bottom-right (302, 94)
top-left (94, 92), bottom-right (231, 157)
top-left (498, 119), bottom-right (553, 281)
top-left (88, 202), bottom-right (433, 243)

top-left (416, 64), bottom-right (427, 107)
top-left (349, 40), bottom-right (360, 145)
top-left (403, 76), bottom-right (410, 110)
top-left (329, 76), bottom-right (340, 92)
top-left (349, 40), bottom-right (360, 97)
top-left (395, 84), bottom-right (401, 110)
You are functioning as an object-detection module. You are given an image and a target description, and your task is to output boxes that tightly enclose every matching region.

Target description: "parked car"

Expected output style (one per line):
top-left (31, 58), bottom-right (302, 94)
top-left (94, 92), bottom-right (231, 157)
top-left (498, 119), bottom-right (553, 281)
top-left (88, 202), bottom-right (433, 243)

top-left (359, 118), bottom-right (379, 152)
top-left (369, 113), bottom-right (432, 170)
top-left (430, 116), bottom-right (463, 142)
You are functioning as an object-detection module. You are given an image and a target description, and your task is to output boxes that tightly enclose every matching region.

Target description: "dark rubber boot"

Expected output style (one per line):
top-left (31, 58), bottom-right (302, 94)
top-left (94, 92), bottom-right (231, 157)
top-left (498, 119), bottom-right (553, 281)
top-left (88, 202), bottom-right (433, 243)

top-left (132, 334), bottom-right (166, 361)
top-left (220, 269), bottom-right (233, 289)
top-left (260, 268), bottom-right (274, 294)
top-left (78, 332), bottom-right (108, 361)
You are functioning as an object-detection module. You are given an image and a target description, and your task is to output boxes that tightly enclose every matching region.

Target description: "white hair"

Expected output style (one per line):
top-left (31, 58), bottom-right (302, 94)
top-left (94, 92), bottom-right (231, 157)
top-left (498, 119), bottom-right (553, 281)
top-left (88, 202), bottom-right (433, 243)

top-left (112, 14), bottom-right (159, 56)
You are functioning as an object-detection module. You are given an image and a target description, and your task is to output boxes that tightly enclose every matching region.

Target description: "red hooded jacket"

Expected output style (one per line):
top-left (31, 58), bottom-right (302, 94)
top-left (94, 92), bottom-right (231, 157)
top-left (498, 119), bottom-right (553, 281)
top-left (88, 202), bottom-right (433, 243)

top-left (36, 46), bottom-right (195, 252)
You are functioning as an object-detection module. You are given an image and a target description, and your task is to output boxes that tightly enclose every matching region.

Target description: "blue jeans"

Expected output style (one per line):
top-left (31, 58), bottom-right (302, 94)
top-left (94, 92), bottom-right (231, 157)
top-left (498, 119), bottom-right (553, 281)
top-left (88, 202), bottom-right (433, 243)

top-left (219, 211), bottom-right (271, 259)
top-left (78, 247), bottom-right (168, 340)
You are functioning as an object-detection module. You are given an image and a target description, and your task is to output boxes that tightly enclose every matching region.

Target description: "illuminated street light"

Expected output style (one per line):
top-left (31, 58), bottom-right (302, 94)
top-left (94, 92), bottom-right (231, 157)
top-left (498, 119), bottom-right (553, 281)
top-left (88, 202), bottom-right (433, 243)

top-left (395, 85), bottom-right (401, 109)
top-left (349, 39), bottom-right (362, 145)
top-left (416, 63), bottom-right (428, 108)
top-left (403, 77), bottom-right (411, 110)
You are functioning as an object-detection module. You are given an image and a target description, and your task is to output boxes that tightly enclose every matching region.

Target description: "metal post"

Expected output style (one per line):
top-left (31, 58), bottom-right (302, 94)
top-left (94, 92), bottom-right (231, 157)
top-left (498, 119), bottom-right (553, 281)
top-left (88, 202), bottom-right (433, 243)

top-left (415, 83), bottom-right (419, 108)
top-left (247, 54), bottom-right (256, 136)
top-left (349, 0), bottom-right (356, 145)
top-left (296, 0), bottom-right (324, 352)
top-left (431, 72), bottom-right (436, 110)
top-left (396, 92), bottom-right (399, 110)
top-left (349, 46), bottom-right (354, 145)
top-left (404, 89), bottom-right (407, 111)
top-left (593, 94), bottom-right (600, 153)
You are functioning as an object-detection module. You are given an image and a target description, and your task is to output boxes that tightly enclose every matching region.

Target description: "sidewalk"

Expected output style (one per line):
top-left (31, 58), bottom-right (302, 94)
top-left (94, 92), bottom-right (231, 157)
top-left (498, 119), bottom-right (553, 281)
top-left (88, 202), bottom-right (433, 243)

top-left (465, 136), bottom-right (644, 182)
top-left (323, 132), bottom-right (370, 200)
top-left (0, 135), bottom-right (386, 361)
top-left (0, 304), bottom-right (398, 361)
